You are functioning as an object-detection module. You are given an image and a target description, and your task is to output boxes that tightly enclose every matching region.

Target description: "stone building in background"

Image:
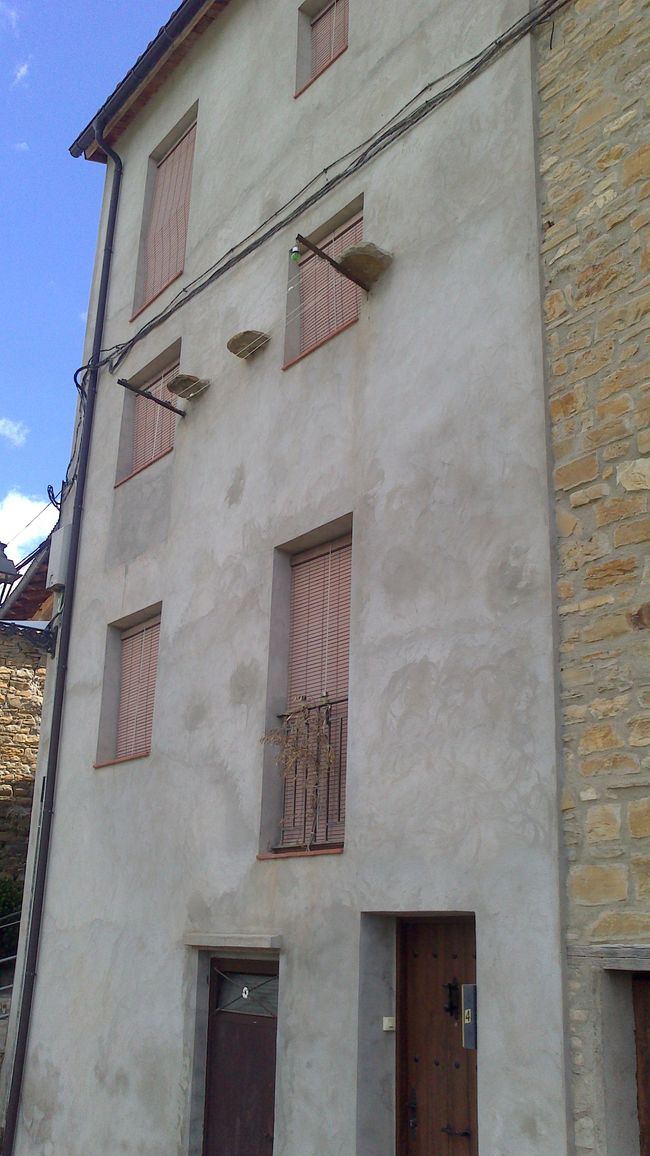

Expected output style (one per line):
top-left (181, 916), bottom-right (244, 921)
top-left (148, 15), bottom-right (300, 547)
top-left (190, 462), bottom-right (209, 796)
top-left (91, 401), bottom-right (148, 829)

top-left (537, 1), bottom-right (650, 1152)
top-left (0, 544), bottom-right (51, 882)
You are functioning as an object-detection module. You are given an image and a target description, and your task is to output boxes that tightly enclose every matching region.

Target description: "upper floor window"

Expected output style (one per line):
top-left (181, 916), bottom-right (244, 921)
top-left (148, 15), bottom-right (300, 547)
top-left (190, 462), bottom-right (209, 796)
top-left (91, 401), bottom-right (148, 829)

top-left (284, 209), bottom-right (363, 365)
top-left (311, 0), bottom-right (348, 79)
top-left (134, 122), bottom-right (196, 314)
top-left (132, 365), bottom-right (178, 476)
top-left (279, 535), bottom-right (351, 849)
top-left (296, 0), bottom-right (348, 95)
top-left (116, 616), bottom-right (160, 761)
top-left (115, 359), bottom-right (179, 485)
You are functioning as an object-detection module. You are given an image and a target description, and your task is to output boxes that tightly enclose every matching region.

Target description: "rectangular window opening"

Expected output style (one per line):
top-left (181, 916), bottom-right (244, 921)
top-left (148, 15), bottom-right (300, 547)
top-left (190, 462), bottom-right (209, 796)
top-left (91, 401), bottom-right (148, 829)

top-left (296, 0), bottom-right (349, 94)
top-left (134, 121), bottom-right (196, 314)
top-left (116, 362), bottom-right (179, 484)
top-left (284, 209), bottom-right (363, 366)
top-left (278, 534), bottom-right (351, 850)
top-left (116, 616), bottom-right (160, 761)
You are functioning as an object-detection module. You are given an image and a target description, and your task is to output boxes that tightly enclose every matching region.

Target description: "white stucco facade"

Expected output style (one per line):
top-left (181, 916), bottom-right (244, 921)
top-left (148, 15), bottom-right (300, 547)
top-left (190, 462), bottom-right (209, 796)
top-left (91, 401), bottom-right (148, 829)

top-left (4, 2), bottom-right (572, 1153)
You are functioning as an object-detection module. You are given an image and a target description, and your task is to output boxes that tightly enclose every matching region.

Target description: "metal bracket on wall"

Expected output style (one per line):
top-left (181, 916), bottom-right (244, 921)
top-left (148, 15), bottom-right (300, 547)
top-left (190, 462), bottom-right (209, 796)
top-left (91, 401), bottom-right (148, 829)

top-left (295, 233), bottom-right (370, 291)
top-left (117, 378), bottom-right (186, 417)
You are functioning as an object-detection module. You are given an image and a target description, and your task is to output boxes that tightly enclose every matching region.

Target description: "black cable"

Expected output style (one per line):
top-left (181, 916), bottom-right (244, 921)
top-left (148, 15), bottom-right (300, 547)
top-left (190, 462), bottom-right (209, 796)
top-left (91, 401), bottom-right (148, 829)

top-left (47, 486), bottom-right (61, 512)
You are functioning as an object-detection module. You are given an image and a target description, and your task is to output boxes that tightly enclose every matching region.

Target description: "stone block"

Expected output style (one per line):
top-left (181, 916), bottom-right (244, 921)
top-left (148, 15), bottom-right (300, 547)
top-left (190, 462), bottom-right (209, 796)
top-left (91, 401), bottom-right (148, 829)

top-left (590, 911), bottom-right (650, 940)
top-left (617, 459), bottom-right (650, 491)
top-left (614, 517), bottom-right (650, 546)
top-left (600, 361), bottom-right (650, 400)
top-left (623, 140), bottom-right (650, 186)
top-left (555, 454), bottom-right (600, 491)
top-left (562, 534), bottom-right (611, 571)
top-left (632, 855), bottom-right (650, 899)
top-left (551, 385), bottom-right (587, 422)
top-left (570, 484), bottom-right (609, 508)
top-left (584, 557), bottom-right (637, 588)
top-left (595, 494), bottom-right (646, 526)
top-left (578, 724), bottom-right (623, 754)
top-left (629, 717), bottom-right (650, 747)
top-left (569, 863), bottom-right (628, 904)
top-left (582, 614), bottom-right (631, 642)
top-left (557, 508), bottom-right (579, 537)
top-left (586, 804), bottom-right (621, 841)
top-left (629, 797), bottom-right (650, 837)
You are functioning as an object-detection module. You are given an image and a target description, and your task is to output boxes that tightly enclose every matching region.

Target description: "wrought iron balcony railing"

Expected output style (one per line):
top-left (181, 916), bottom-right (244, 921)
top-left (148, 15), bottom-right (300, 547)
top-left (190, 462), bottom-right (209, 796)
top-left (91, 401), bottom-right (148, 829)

top-left (276, 696), bottom-right (348, 850)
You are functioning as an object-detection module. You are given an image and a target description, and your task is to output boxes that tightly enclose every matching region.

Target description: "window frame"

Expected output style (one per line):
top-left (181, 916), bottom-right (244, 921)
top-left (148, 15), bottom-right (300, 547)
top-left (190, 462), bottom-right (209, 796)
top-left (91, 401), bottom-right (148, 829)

top-left (295, 0), bottom-right (349, 97)
top-left (95, 608), bottom-right (162, 769)
top-left (115, 616), bottom-right (161, 762)
top-left (283, 209), bottom-right (364, 368)
top-left (115, 362), bottom-right (179, 487)
top-left (132, 119), bottom-right (197, 317)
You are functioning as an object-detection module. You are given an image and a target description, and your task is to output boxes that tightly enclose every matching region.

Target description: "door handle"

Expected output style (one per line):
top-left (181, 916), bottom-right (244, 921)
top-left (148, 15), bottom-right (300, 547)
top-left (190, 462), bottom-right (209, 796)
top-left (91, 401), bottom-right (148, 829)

top-left (443, 981), bottom-right (459, 1018)
top-left (441, 1125), bottom-right (471, 1138)
top-left (407, 1088), bottom-right (417, 1132)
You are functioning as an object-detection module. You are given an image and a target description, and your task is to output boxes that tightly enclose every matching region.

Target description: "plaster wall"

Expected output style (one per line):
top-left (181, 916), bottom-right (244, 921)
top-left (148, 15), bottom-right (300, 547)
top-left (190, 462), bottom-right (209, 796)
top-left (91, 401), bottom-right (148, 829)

top-left (11, 1), bottom-right (570, 1153)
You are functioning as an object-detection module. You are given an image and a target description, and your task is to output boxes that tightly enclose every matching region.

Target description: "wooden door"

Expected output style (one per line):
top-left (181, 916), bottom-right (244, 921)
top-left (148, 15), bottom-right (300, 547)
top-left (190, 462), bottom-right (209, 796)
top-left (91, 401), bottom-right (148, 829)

top-left (398, 919), bottom-right (478, 1155)
top-left (203, 960), bottom-right (278, 1156)
top-left (633, 974), bottom-right (650, 1156)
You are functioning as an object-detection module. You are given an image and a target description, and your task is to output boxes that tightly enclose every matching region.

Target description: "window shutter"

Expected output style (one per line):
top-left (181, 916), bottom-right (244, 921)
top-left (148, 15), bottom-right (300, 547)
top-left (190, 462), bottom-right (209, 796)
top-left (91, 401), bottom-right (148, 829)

top-left (298, 214), bottom-right (362, 355)
top-left (131, 366), bottom-right (178, 475)
top-left (287, 539), bottom-right (351, 705)
top-left (310, 0), bottom-right (348, 79)
top-left (116, 618), bottom-right (160, 759)
top-left (281, 537), bottom-right (350, 847)
top-left (141, 123), bottom-right (196, 306)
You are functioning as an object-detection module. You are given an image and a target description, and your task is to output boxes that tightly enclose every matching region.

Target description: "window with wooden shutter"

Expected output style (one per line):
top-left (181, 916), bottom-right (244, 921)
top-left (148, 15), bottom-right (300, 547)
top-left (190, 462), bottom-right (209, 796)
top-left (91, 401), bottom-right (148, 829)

top-left (116, 617), bottom-right (160, 760)
top-left (279, 536), bottom-right (351, 849)
top-left (309, 0), bottom-right (348, 85)
top-left (296, 213), bottom-right (363, 359)
top-left (137, 123), bottom-right (196, 311)
top-left (130, 365), bottom-right (178, 477)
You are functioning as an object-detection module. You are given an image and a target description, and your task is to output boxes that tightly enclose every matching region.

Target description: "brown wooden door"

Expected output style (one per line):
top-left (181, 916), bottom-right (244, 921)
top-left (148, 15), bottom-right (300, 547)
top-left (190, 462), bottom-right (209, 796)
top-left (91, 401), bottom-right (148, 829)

top-left (398, 919), bottom-right (478, 1156)
top-left (633, 974), bottom-right (650, 1156)
top-left (203, 961), bottom-right (278, 1156)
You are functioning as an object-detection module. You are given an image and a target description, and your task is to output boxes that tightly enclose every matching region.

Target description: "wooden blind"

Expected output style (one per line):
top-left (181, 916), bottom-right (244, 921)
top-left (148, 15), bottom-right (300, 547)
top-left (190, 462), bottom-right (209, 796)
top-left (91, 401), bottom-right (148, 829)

top-left (281, 537), bottom-right (351, 848)
top-left (116, 618), bottom-right (160, 759)
top-left (141, 123), bottom-right (196, 307)
top-left (311, 0), bottom-right (348, 79)
top-left (132, 365), bottom-right (178, 475)
top-left (288, 537), bottom-right (351, 706)
top-left (299, 214), bottom-right (362, 354)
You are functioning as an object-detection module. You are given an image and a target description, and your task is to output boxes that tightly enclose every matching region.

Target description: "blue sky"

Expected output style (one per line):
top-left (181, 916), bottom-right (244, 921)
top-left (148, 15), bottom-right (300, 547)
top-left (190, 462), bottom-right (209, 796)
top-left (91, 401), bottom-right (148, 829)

top-left (0, 0), bottom-right (175, 561)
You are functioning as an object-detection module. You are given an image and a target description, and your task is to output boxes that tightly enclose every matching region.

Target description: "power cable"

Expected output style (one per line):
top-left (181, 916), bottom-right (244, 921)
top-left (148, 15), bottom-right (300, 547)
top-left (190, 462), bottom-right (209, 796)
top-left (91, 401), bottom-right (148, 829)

top-left (98, 0), bottom-right (571, 373)
top-left (60, 0), bottom-right (570, 475)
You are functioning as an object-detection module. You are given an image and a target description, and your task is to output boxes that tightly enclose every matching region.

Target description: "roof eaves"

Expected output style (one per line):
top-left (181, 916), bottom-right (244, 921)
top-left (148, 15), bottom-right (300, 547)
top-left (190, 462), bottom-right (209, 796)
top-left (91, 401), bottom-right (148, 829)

top-left (70, 0), bottom-right (231, 162)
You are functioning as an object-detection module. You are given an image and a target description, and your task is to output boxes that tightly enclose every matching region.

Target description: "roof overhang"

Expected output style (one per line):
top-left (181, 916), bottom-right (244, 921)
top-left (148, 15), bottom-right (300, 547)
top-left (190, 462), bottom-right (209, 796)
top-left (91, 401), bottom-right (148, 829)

top-left (69, 0), bottom-right (232, 163)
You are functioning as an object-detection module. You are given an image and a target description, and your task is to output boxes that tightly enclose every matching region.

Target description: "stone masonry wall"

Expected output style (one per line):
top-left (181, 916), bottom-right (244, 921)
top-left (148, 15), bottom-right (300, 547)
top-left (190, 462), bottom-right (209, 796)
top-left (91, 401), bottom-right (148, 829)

top-left (0, 635), bottom-right (44, 881)
top-left (536, 0), bottom-right (650, 1152)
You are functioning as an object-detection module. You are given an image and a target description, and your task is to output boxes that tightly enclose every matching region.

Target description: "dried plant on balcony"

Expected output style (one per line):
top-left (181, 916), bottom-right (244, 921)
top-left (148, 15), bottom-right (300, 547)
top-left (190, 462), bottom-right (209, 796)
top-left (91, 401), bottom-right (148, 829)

top-left (261, 698), bottom-right (335, 848)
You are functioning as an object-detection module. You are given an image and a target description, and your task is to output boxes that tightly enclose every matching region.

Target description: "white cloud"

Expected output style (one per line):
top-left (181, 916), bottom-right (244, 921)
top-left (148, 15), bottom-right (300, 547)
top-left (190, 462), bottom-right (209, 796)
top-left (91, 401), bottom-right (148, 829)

top-left (0, 490), bottom-right (58, 563)
top-left (11, 59), bottom-right (28, 86)
top-left (0, 417), bottom-right (28, 447)
top-left (79, 309), bottom-right (88, 324)
top-left (13, 140), bottom-right (28, 152)
top-left (0, 3), bottom-right (18, 32)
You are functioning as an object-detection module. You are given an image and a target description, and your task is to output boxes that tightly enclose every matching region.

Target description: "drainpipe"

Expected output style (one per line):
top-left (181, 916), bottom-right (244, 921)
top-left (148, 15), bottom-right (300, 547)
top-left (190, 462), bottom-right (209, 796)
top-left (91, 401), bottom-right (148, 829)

top-left (1, 122), bottom-right (123, 1156)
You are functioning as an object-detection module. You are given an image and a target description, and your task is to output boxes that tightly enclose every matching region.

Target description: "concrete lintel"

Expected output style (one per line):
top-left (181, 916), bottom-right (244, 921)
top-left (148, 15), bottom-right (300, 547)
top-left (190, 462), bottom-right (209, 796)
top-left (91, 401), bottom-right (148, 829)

top-left (183, 932), bottom-right (282, 952)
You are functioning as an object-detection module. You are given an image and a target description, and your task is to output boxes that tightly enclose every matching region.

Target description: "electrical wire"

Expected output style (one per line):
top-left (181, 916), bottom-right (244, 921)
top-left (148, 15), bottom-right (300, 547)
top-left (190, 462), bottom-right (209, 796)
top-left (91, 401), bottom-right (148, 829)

top-left (63, 0), bottom-right (571, 441)
top-left (3, 495), bottom-right (60, 551)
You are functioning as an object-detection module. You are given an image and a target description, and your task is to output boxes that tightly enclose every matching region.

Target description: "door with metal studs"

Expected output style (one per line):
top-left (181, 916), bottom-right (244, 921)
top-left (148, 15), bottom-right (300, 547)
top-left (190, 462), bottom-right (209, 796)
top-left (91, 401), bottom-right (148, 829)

top-left (398, 918), bottom-right (478, 1155)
